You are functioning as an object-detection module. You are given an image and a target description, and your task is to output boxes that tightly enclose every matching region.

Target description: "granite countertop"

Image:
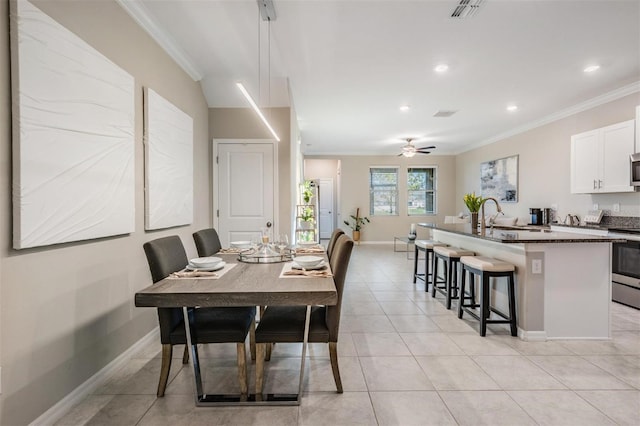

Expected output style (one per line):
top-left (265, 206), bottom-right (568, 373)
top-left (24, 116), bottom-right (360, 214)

top-left (418, 223), bottom-right (627, 244)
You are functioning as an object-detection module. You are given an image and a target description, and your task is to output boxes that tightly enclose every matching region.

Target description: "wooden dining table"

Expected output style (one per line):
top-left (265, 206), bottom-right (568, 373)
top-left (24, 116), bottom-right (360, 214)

top-left (135, 252), bottom-right (336, 406)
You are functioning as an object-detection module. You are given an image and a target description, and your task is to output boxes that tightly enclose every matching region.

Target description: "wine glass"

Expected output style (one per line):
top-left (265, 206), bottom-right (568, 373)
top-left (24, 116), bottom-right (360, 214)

top-left (276, 234), bottom-right (289, 253)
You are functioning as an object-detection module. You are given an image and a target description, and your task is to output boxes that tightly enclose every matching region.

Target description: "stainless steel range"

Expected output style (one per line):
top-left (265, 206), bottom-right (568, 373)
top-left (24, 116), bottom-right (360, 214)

top-left (608, 228), bottom-right (640, 309)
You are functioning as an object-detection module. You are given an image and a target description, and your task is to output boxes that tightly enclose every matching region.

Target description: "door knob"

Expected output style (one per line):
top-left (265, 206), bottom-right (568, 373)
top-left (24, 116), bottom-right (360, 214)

top-left (266, 222), bottom-right (272, 228)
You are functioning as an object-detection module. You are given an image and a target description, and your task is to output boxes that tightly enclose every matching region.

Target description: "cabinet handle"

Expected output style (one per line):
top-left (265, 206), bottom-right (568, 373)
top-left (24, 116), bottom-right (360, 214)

top-left (593, 180), bottom-right (597, 190)
top-left (598, 180), bottom-right (603, 188)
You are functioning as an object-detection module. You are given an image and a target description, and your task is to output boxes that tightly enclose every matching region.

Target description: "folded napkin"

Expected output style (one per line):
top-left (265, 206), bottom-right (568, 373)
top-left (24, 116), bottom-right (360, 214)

top-left (218, 248), bottom-right (242, 254)
top-left (295, 247), bottom-right (325, 254)
top-left (170, 271), bottom-right (218, 278)
top-left (283, 269), bottom-right (333, 278)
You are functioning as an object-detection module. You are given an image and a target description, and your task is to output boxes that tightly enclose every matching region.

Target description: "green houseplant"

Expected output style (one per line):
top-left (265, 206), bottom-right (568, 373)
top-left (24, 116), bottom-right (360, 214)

top-left (343, 207), bottom-right (370, 242)
top-left (302, 180), bottom-right (314, 204)
top-left (300, 206), bottom-right (315, 229)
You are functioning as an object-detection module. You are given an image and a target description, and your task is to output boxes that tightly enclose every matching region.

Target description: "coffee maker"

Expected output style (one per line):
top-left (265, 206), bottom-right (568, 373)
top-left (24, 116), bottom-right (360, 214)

top-left (529, 208), bottom-right (543, 225)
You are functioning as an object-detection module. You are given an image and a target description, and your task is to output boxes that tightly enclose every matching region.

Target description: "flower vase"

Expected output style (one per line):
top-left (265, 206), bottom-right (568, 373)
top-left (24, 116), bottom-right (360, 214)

top-left (470, 212), bottom-right (479, 231)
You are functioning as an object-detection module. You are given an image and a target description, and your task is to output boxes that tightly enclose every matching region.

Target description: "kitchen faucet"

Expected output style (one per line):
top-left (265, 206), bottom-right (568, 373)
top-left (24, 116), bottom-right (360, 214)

top-left (480, 197), bottom-right (503, 232)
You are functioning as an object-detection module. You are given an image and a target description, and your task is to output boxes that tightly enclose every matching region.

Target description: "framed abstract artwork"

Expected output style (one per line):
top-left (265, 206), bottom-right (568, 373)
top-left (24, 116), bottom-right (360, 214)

top-left (11, 0), bottom-right (135, 249)
top-left (480, 155), bottom-right (519, 203)
top-left (144, 88), bottom-right (193, 230)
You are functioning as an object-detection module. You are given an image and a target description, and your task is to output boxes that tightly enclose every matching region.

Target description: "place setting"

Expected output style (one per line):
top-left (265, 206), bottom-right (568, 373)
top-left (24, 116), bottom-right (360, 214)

top-left (294, 241), bottom-right (325, 254)
top-left (281, 255), bottom-right (333, 278)
top-left (170, 256), bottom-right (236, 279)
top-left (218, 241), bottom-right (253, 254)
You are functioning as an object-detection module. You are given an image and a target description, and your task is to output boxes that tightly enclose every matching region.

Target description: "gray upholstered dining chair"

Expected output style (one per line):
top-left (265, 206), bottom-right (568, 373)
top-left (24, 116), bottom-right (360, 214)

top-left (143, 235), bottom-right (255, 397)
top-left (192, 227), bottom-right (257, 360)
top-left (254, 234), bottom-right (354, 395)
top-left (192, 228), bottom-right (223, 257)
top-left (326, 228), bottom-right (345, 259)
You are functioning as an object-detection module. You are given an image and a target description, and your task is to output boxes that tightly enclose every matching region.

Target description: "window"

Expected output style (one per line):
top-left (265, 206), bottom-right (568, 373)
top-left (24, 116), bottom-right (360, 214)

top-left (407, 167), bottom-right (436, 215)
top-left (369, 167), bottom-right (398, 216)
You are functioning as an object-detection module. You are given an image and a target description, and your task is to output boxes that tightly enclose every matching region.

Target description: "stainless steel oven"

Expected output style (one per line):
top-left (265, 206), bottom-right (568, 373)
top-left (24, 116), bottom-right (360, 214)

top-left (610, 229), bottom-right (640, 309)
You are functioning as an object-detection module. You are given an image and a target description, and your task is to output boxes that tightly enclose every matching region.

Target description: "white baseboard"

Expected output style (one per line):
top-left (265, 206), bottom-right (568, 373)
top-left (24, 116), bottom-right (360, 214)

top-left (546, 335), bottom-right (612, 341)
top-left (30, 327), bottom-right (159, 426)
top-left (518, 329), bottom-right (547, 341)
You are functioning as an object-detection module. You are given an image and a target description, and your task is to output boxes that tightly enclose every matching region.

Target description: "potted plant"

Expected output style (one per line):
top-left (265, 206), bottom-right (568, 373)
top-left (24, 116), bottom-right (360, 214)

top-left (343, 207), bottom-right (370, 242)
top-left (302, 180), bottom-right (314, 204)
top-left (463, 192), bottom-right (484, 229)
top-left (300, 206), bottom-right (315, 229)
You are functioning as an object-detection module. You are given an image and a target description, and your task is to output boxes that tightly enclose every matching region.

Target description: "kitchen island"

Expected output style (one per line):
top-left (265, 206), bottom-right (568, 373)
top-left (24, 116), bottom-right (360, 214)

top-left (418, 223), bottom-right (625, 340)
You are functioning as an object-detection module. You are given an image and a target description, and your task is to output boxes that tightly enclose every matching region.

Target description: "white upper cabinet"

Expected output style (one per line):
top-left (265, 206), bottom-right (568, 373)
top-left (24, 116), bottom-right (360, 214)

top-left (571, 119), bottom-right (635, 193)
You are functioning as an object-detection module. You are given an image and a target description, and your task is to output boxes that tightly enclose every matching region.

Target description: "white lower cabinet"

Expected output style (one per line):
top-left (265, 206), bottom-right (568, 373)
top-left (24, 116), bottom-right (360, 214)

top-left (571, 119), bottom-right (635, 193)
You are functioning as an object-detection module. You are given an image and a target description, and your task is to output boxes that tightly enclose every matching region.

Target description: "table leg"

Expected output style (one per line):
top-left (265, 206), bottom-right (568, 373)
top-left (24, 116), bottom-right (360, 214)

top-left (181, 305), bottom-right (311, 406)
top-left (182, 307), bottom-right (203, 403)
top-left (297, 305), bottom-right (312, 403)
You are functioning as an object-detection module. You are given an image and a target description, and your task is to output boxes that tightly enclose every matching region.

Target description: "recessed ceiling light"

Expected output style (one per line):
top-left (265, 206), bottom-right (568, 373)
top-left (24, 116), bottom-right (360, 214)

top-left (583, 65), bottom-right (600, 73)
top-left (434, 64), bottom-right (449, 73)
top-left (399, 105), bottom-right (411, 112)
top-left (506, 105), bottom-right (518, 112)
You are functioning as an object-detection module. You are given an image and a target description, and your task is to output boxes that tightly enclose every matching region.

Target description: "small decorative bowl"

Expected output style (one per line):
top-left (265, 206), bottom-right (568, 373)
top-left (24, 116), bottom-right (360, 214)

top-left (294, 255), bottom-right (323, 268)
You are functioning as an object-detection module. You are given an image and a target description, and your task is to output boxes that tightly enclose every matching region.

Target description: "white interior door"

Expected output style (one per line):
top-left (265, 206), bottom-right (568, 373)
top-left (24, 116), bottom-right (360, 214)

top-left (318, 178), bottom-right (334, 239)
top-left (216, 142), bottom-right (275, 246)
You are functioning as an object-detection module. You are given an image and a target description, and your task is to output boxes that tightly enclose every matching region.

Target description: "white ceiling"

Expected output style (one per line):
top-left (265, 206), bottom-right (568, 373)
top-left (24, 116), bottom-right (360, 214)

top-left (129, 0), bottom-right (640, 156)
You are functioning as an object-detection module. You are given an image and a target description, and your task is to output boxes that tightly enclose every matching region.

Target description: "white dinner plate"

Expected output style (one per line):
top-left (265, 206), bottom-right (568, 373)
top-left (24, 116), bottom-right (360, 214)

top-left (297, 241), bottom-right (318, 247)
top-left (292, 260), bottom-right (327, 271)
top-left (231, 241), bottom-right (252, 249)
top-left (189, 256), bottom-right (222, 268)
top-left (186, 261), bottom-right (226, 272)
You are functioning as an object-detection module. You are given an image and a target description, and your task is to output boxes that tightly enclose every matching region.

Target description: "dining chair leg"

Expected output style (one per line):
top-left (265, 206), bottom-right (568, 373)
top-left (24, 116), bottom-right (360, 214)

top-left (182, 345), bottom-right (189, 364)
top-left (236, 343), bottom-right (248, 397)
top-left (265, 342), bottom-right (272, 361)
top-left (255, 343), bottom-right (266, 399)
top-left (249, 319), bottom-right (256, 361)
top-left (328, 342), bottom-right (343, 393)
top-left (157, 344), bottom-right (173, 397)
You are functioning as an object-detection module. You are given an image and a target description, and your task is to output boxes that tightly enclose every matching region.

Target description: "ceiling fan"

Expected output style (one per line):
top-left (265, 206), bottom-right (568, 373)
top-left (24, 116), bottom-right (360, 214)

top-left (397, 138), bottom-right (436, 157)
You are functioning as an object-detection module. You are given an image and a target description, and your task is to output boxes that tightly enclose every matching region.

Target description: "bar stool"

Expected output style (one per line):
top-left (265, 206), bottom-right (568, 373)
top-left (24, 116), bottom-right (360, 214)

top-left (458, 256), bottom-right (517, 337)
top-left (413, 240), bottom-right (447, 290)
top-left (431, 246), bottom-right (475, 309)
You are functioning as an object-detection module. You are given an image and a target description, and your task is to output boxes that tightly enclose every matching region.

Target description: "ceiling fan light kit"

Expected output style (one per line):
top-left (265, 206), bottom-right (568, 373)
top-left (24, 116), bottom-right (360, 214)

top-left (397, 138), bottom-right (436, 157)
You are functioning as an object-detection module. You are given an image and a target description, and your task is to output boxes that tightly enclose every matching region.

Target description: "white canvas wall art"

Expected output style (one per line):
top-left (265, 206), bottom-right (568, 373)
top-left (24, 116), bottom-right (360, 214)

top-left (144, 88), bottom-right (193, 230)
top-left (11, 0), bottom-right (135, 249)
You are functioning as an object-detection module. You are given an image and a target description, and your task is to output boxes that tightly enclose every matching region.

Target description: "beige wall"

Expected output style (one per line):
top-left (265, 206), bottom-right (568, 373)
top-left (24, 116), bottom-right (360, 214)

top-left (0, 1), bottom-right (210, 423)
top-left (455, 93), bottom-right (640, 223)
top-left (209, 107), bottom-right (293, 236)
top-left (306, 155), bottom-right (457, 241)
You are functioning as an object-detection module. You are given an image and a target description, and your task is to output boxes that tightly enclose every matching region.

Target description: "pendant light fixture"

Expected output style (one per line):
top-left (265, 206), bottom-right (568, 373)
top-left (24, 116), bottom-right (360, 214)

top-left (237, 0), bottom-right (280, 142)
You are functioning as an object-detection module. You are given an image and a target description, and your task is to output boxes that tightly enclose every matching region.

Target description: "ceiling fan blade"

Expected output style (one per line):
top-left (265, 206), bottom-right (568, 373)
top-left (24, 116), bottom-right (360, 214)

top-left (417, 151), bottom-right (431, 155)
top-left (416, 145), bottom-right (436, 151)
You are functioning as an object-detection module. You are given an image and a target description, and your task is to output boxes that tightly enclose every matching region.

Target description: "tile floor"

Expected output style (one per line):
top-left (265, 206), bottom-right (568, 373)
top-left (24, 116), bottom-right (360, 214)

top-left (56, 244), bottom-right (640, 425)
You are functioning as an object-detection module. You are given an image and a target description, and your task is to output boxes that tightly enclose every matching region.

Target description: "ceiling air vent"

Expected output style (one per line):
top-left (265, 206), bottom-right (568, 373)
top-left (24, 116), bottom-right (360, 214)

top-left (451, 0), bottom-right (484, 19)
top-left (433, 110), bottom-right (458, 118)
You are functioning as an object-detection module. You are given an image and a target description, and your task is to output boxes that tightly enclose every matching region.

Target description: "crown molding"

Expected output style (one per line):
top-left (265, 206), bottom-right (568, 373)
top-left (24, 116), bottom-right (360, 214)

top-left (457, 81), bottom-right (640, 154)
top-left (116, 0), bottom-right (203, 81)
